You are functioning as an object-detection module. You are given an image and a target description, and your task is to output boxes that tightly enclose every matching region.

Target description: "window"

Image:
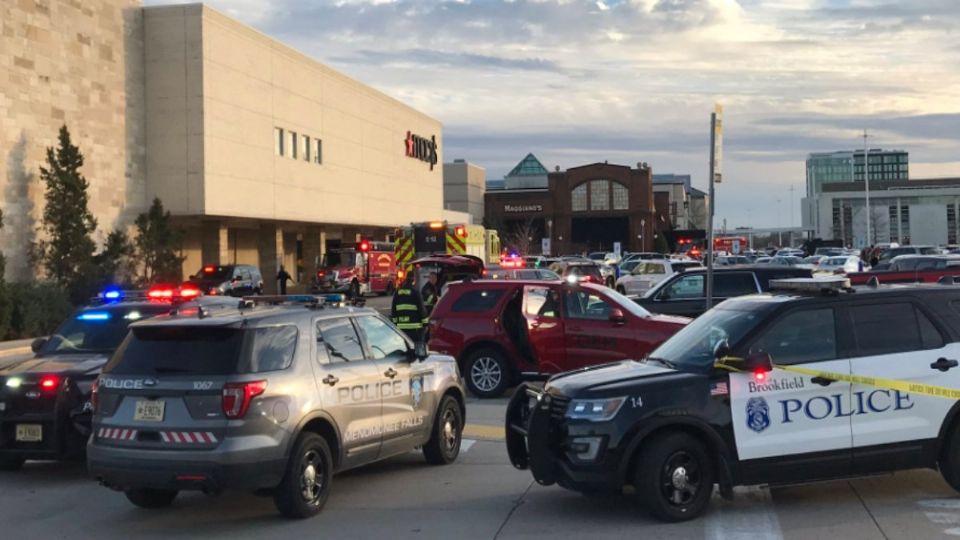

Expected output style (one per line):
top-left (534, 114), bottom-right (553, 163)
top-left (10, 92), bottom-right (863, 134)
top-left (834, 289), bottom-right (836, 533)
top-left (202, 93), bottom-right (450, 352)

top-left (715, 273), bottom-right (758, 297)
top-left (525, 286), bottom-right (559, 318)
top-left (643, 263), bottom-right (666, 275)
top-left (851, 304), bottom-right (943, 356)
top-left (243, 326), bottom-right (298, 372)
top-left (749, 308), bottom-right (836, 365)
top-left (889, 205), bottom-right (899, 243)
top-left (901, 205), bottom-right (910, 241)
top-left (612, 182), bottom-right (629, 210)
top-left (303, 135), bottom-right (311, 162)
top-left (563, 290), bottom-right (613, 320)
top-left (451, 289), bottom-right (505, 313)
top-left (590, 180), bottom-right (610, 211)
top-left (314, 138), bottom-right (322, 164)
top-left (572, 184), bottom-right (587, 212)
top-left (661, 274), bottom-right (704, 300)
top-left (949, 204), bottom-right (957, 245)
top-left (274, 127), bottom-right (284, 156)
top-left (289, 131), bottom-right (298, 159)
top-left (356, 316), bottom-right (408, 360)
top-left (317, 318), bottom-right (364, 363)
top-left (537, 269), bottom-right (560, 280)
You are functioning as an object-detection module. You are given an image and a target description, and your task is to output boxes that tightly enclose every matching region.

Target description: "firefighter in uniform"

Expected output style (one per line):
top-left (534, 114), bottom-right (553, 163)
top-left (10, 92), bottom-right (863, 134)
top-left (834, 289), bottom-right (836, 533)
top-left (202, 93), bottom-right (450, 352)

top-left (391, 273), bottom-right (426, 343)
top-left (421, 271), bottom-right (439, 316)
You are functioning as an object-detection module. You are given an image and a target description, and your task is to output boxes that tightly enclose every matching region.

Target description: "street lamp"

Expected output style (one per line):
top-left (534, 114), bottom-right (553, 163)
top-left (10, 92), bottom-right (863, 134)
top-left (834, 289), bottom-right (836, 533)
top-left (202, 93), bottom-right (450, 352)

top-left (862, 130), bottom-right (872, 247)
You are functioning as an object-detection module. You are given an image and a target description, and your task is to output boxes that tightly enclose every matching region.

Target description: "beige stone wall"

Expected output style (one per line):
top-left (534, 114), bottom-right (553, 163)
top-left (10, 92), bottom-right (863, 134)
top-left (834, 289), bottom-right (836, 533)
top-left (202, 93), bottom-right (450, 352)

top-left (0, 0), bottom-right (146, 281)
top-left (443, 161), bottom-right (486, 224)
top-left (143, 4), bottom-right (444, 228)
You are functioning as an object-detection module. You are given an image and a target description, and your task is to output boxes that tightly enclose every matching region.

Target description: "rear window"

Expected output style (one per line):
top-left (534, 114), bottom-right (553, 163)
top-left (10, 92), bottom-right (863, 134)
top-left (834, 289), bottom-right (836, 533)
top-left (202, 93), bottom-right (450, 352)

top-left (39, 306), bottom-right (171, 357)
top-left (451, 289), bottom-right (506, 313)
top-left (197, 266), bottom-right (233, 280)
top-left (105, 325), bottom-right (298, 375)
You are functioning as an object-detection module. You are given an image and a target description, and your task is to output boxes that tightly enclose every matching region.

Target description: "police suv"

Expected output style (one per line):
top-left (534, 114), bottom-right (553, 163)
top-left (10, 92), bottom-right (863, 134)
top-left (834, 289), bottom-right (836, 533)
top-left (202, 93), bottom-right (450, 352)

top-left (506, 277), bottom-right (960, 521)
top-left (88, 295), bottom-right (466, 518)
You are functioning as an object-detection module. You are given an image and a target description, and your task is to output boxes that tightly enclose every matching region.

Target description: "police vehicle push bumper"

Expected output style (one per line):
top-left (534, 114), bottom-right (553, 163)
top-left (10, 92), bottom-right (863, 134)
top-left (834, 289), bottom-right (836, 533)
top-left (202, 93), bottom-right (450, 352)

top-left (506, 384), bottom-right (623, 492)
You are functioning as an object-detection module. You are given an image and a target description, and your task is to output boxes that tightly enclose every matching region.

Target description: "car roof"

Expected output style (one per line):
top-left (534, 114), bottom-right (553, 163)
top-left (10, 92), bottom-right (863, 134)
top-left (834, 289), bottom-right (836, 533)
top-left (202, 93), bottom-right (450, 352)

top-left (130, 303), bottom-right (379, 329)
top-left (722, 283), bottom-right (960, 311)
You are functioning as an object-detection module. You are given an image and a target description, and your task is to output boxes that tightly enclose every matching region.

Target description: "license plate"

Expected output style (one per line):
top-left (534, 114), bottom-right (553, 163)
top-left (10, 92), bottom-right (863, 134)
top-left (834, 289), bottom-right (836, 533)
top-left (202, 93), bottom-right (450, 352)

top-left (15, 424), bottom-right (42, 442)
top-left (134, 400), bottom-right (165, 422)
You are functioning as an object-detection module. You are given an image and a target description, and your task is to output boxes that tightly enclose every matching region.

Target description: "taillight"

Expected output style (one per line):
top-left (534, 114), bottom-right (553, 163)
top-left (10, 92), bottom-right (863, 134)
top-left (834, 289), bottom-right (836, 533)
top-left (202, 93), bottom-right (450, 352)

top-left (90, 379), bottom-right (99, 413)
top-left (222, 380), bottom-right (267, 419)
top-left (39, 374), bottom-right (61, 392)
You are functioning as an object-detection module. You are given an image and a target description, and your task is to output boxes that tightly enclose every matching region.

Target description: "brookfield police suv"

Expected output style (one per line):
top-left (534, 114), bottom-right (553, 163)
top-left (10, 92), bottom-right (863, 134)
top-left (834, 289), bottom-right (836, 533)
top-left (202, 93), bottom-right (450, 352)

top-left (507, 277), bottom-right (960, 522)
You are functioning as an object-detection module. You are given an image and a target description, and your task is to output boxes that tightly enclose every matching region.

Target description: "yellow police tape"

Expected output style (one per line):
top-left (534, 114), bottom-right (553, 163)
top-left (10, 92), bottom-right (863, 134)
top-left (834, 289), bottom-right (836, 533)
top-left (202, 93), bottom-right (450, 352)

top-left (714, 356), bottom-right (960, 401)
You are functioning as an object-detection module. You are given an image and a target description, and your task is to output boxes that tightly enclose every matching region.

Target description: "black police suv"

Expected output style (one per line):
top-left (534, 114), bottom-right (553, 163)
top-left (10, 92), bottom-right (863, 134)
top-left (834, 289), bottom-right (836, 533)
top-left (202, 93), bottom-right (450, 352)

top-left (507, 279), bottom-right (960, 521)
top-left (187, 264), bottom-right (263, 297)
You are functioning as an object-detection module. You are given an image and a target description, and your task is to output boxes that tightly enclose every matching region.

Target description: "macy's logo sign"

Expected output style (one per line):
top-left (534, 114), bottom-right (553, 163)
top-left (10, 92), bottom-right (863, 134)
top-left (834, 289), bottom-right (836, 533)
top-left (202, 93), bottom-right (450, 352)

top-left (405, 131), bottom-right (438, 170)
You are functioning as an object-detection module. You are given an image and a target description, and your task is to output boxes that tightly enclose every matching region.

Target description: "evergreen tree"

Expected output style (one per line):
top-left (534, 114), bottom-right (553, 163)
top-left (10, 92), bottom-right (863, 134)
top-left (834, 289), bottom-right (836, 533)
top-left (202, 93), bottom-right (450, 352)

top-left (35, 125), bottom-right (97, 302)
top-left (134, 198), bottom-right (185, 284)
top-left (93, 229), bottom-right (135, 287)
top-left (0, 210), bottom-right (11, 338)
top-left (654, 233), bottom-right (669, 254)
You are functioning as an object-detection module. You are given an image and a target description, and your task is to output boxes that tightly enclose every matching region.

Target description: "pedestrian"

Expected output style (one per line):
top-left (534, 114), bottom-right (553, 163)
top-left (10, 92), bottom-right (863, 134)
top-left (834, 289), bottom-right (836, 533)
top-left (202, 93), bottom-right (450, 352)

top-left (276, 265), bottom-right (293, 295)
top-left (391, 272), bottom-right (426, 343)
top-left (421, 271), bottom-right (439, 316)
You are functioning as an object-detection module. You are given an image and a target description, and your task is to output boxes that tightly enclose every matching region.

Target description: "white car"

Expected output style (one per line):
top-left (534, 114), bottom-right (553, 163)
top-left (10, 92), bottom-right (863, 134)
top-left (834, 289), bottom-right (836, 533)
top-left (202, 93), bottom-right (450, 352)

top-left (816, 255), bottom-right (863, 275)
top-left (616, 259), bottom-right (703, 296)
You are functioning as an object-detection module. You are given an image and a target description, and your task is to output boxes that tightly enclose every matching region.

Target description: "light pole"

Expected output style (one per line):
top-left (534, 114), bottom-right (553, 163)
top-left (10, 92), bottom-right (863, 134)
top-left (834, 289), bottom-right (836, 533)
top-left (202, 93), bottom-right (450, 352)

top-left (862, 130), bottom-right (872, 247)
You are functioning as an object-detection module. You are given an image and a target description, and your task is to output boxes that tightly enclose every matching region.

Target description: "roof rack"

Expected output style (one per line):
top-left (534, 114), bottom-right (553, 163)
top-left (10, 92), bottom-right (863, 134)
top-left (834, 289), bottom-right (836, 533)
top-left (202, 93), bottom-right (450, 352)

top-left (238, 294), bottom-right (366, 310)
top-left (770, 277), bottom-right (854, 296)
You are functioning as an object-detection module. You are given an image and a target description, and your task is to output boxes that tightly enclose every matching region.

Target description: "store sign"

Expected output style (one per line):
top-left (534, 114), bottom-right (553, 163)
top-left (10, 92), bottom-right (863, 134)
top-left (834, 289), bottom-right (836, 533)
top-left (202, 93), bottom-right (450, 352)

top-left (504, 204), bottom-right (543, 213)
top-left (405, 131), bottom-right (438, 170)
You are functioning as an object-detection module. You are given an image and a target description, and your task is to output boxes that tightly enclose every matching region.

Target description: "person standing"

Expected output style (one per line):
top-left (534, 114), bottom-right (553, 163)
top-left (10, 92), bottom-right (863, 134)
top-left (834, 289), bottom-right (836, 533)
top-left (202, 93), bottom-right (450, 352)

top-left (276, 265), bottom-right (293, 295)
top-left (391, 273), bottom-right (426, 343)
top-left (421, 271), bottom-right (439, 316)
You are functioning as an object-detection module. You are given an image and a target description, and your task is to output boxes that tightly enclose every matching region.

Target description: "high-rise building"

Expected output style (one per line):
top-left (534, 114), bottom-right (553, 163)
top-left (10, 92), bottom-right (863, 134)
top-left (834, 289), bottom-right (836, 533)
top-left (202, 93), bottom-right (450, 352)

top-left (806, 149), bottom-right (909, 196)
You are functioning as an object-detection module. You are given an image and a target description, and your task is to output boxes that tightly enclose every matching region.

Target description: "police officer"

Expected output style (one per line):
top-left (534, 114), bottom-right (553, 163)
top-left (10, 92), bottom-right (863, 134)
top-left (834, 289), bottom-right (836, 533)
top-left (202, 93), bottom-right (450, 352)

top-left (421, 271), bottom-right (439, 316)
top-left (391, 273), bottom-right (426, 343)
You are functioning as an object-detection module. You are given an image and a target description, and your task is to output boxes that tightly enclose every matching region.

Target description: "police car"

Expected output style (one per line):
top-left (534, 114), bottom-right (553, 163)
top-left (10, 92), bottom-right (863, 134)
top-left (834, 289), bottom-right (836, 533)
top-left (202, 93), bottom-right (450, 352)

top-left (88, 294), bottom-right (466, 518)
top-left (506, 277), bottom-right (960, 521)
top-left (0, 286), bottom-right (221, 470)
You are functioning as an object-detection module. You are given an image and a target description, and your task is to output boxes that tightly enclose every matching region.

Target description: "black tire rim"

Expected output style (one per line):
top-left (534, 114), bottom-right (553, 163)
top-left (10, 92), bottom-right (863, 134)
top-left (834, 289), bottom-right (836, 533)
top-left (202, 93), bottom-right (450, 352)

top-left (441, 406), bottom-right (460, 454)
top-left (299, 448), bottom-right (325, 505)
top-left (659, 450), bottom-right (701, 508)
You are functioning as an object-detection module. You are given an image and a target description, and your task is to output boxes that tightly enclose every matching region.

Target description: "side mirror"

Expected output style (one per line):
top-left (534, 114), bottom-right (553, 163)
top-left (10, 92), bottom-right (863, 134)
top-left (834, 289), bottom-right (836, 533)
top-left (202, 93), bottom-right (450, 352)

top-left (743, 352), bottom-right (774, 373)
top-left (414, 341), bottom-right (429, 361)
top-left (713, 339), bottom-right (731, 360)
top-left (31, 337), bottom-right (48, 354)
top-left (608, 308), bottom-right (626, 325)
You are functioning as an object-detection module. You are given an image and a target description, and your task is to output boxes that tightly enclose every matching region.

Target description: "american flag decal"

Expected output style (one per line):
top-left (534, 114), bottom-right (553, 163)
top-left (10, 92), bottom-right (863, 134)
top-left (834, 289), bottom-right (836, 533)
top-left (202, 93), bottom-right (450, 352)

top-left (711, 382), bottom-right (729, 396)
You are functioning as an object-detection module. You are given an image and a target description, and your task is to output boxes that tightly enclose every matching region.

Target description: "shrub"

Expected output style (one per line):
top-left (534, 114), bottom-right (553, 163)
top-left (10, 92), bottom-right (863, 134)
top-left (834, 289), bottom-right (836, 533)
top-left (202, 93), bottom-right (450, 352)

top-left (6, 282), bottom-right (72, 339)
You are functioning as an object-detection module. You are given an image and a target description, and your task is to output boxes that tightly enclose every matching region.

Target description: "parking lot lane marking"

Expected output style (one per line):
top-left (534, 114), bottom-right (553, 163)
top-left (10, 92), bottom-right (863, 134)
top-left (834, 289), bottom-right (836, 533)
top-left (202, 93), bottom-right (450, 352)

top-left (461, 439), bottom-right (476, 453)
top-left (925, 512), bottom-right (960, 525)
top-left (704, 486), bottom-right (783, 540)
top-left (919, 499), bottom-right (960, 510)
top-left (463, 423), bottom-right (504, 442)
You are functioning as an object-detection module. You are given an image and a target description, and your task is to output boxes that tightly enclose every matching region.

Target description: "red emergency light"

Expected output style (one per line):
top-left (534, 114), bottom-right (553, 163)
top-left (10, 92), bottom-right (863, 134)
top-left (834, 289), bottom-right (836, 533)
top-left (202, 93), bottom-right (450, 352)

top-left (358, 240), bottom-right (370, 252)
top-left (147, 285), bottom-right (175, 300)
top-left (178, 285), bottom-right (201, 299)
top-left (39, 374), bottom-right (61, 392)
top-left (455, 225), bottom-right (467, 238)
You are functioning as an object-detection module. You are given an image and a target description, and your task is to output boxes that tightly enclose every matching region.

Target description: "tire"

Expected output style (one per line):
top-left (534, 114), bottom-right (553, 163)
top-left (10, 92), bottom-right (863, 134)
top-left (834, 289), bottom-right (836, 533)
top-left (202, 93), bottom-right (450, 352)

top-left (633, 432), bottom-right (715, 522)
top-left (124, 488), bottom-right (178, 509)
top-left (463, 347), bottom-right (512, 398)
top-left (423, 395), bottom-right (463, 465)
top-left (0, 456), bottom-right (25, 471)
top-left (940, 423), bottom-right (960, 492)
top-left (274, 433), bottom-right (333, 519)
top-left (616, 286), bottom-right (626, 295)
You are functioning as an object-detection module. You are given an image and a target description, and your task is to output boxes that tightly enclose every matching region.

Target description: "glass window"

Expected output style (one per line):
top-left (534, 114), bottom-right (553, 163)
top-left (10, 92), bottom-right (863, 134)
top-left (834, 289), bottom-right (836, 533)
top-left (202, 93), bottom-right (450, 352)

top-left (274, 127), bottom-right (284, 156)
top-left (314, 139), bottom-right (323, 164)
top-left (356, 316), bottom-right (408, 361)
top-left (41, 306), bottom-right (171, 357)
top-left (644, 263), bottom-right (666, 275)
top-left (572, 184), bottom-right (587, 212)
top-left (590, 180), bottom-right (610, 211)
top-left (303, 134), bottom-right (311, 162)
top-left (661, 274), bottom-right (704, 300)
top-left (289, 131), bottom-right (298, 159)
top-left (715, 273), bottom-right (758, 297)
top-left (563, 290), bottom-right (613, 320)
top-left (851, 304), bottom-right (943, 356)
top-left (525, 286), bottom-right (559, 318)
top-left (651, 305), bottom-right (763, 369)
top-left (451, 289), bottom-right (505, 313)
top-left (537, 269), bottom-right (560, 280)
top-left (108, 327), bottom-right (244, 375)
top-left (612, 182), bottom-right (629, 210)
top-left (317, 318), bottom-right (365, 363)
top-left (243, 326), bottom-right (298, 372)
top-left (749, 309), bottom-right (836, 365)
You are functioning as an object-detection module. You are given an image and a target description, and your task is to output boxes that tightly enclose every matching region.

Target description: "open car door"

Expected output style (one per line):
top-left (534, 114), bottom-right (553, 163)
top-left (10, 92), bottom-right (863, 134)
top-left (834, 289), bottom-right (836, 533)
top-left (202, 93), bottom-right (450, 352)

top-left (521, 284), bottom-right (567, 374)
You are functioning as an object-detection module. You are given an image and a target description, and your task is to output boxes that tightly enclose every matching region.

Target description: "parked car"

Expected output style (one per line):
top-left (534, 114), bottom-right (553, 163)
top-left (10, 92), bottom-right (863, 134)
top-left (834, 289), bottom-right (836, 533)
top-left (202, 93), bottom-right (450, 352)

top-left (548, 260), bottom-right (604, 284)
top-left (878, 245), bottom-right (940, 263)
top-left (622, 252), bottom-right (668, 263)
top-left (186, 264), bottom-right (264, 297)
top-left (616, 259), bottom-right (703, 296)
top-left (716, 256), bottom-right (751, 266)
top-left (848, 255), bottom-right (960, 285)
top-left (775, 248), bottom-right (804, 258)
top-left (427, 280), bottom-right (689, 397)
top-left (485, 265), bottom-right (561, 281)
top-left (633, 266), bottom-right (813, 318)
top-left (816, 255), bottom-right (862, 274)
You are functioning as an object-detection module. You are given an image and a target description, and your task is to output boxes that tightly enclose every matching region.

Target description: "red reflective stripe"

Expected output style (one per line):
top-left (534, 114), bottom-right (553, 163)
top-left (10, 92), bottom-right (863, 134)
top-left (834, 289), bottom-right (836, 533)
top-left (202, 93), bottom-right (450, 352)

top-left (170, 432), bottom-right (182, 443)
top-left (181, 432), bottom-right (193, 443)
top-left (128, 430), bottom-right (137, 441)
top-left (119, 429), bottom-right (129, 440)
top-left (98, 428), bottom-right (105, 438)
top-left (160, 432), bottom-right (170, 443)
top-left (193, 432), bottom-right (205, 443)
top-left (206, 432), bottom-right (217, 443)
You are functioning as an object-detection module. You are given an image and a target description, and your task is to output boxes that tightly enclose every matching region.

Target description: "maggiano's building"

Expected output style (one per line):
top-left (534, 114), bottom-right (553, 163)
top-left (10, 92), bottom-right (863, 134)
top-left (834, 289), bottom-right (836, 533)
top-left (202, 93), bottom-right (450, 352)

top-left (1, 1), bottom-right (462, 290)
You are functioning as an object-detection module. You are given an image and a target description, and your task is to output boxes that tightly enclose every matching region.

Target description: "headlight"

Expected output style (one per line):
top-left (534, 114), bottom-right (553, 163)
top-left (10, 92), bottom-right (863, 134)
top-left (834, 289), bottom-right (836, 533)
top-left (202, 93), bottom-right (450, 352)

top-left (566, 397), bottom-right (626, 421)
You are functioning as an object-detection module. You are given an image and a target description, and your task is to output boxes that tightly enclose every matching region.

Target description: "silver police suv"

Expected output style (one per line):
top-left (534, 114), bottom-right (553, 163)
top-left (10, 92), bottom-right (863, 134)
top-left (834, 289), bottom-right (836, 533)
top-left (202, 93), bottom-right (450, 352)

top-left (88, 295), bottom-right (466, 518)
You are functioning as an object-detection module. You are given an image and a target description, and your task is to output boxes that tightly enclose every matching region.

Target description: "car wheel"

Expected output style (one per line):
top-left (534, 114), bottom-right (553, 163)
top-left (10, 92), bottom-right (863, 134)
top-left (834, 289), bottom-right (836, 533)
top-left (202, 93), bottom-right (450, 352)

top-left (940, 422), bottom-right (960, 492)
top-left (423, 395), bottom-right (463, 465)
top-left (463, 348), bottom-right (511, 398)
top-left (124, 488), bottom-right (178, 509)
top-left (634, 432), bottom-right (715, 522)
top-left (0, 456), bottom-right (25, 471)
top-left (616, 285), bottom-right (626, 295)
top-left (274, 432), bottom-right (333, 519)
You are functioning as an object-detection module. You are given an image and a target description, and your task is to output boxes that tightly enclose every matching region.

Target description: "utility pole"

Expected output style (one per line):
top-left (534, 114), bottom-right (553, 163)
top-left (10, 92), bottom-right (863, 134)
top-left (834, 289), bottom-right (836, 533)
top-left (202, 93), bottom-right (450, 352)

top-left (706, 104), bottom-right (723, 310)
top-left (862, 130), bottom-right (872, 247)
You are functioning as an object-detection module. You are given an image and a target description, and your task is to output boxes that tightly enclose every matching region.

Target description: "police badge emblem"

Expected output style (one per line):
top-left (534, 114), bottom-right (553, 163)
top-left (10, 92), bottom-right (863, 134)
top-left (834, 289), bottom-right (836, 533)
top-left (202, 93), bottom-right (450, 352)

top-left (410, 377), bottom-right (423, 408)
top-left (746, 397), bottom-right (770, 433)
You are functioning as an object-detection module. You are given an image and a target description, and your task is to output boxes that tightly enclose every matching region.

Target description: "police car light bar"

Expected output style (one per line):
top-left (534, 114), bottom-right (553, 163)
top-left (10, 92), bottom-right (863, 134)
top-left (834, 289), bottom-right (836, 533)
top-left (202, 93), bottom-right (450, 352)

top-left (769, 277), bottom-right (851, 294)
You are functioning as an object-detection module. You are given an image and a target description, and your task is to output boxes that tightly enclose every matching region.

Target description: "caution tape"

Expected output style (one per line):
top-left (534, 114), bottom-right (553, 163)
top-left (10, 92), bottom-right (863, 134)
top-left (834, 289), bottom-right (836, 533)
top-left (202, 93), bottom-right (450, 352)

top-left (714, 356), bottom-right (960, 401)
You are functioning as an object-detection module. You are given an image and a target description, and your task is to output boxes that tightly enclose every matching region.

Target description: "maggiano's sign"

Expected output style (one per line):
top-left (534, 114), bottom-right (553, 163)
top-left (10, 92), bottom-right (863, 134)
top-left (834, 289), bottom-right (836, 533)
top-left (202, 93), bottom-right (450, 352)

top-left (504, 204), bottom-right (543, 213)
top-left (405, 131), bottom-right (438, 170)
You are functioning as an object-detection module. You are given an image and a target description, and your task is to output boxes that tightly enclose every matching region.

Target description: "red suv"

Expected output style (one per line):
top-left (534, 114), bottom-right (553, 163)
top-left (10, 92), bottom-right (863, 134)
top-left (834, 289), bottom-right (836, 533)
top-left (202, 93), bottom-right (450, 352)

top-left (428, 280), bottom-right (689, 397)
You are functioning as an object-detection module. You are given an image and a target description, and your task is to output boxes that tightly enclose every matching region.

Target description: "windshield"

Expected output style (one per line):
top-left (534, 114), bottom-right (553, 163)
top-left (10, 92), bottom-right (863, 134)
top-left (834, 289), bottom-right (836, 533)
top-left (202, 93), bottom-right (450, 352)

top-left (648, 305), bottom-right (763, 370)
top-left (323, 250), bottom-right (357, 268)
top-left (603, 287), bottom-right (653, 318)
top-left (40, 306), bottom-right (170, 356)
top-left (826, 257), bottom-right (849, 265)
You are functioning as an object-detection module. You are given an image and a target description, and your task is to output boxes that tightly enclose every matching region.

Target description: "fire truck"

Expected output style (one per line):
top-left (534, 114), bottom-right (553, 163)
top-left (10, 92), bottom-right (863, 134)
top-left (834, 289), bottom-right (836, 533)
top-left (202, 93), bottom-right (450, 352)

top-left (714, 236), bottom-right (748, 255)
top-left (313, 239), bottom-right (398, 297)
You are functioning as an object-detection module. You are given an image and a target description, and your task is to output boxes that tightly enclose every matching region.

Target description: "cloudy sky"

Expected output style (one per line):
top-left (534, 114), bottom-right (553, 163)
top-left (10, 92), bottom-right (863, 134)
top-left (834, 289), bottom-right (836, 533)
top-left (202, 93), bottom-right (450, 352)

top-left (148, 0), bottom-right (960, 228)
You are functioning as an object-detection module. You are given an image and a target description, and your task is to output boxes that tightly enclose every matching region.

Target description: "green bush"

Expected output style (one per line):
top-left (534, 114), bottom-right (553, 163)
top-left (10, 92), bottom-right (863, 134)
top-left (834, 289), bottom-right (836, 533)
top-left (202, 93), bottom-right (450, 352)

top-left (0, 282), bottom-right (11, 341)
top-left (6, 282), bottom-right (72, 339)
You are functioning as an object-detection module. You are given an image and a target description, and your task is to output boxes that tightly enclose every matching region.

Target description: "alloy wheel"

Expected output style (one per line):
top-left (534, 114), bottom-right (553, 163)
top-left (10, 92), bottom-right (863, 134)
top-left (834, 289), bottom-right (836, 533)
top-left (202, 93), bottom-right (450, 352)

top-left (470, 357), bottom-right (502, 392)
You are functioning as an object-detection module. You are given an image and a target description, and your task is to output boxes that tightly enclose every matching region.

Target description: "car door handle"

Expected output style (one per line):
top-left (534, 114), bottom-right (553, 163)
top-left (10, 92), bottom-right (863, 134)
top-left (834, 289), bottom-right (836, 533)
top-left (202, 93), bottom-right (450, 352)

top-left (931, 358), bottom-right (959, 372)
top-left (811, 376), bottom-right (835, 386)
top-left (384, 368), bottom-right (398, 379)
top-left (322, 375), bottom-right (339, 386)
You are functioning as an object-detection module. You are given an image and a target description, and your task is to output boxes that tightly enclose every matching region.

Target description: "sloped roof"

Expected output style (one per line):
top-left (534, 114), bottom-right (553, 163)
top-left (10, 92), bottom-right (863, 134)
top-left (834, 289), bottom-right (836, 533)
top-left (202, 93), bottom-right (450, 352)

top-left (506, 153), bottom-right (549, 177)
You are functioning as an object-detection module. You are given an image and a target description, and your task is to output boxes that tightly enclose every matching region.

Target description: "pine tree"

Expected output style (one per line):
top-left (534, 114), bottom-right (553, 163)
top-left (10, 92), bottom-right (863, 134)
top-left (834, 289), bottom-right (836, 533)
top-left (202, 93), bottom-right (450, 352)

top-left (655, 232), bottom-right (669, 254)
top-left (93, 229), bottom-right (135, 287)
top-left (35, 125), bottom-right (97, 301)
top-left (0, 209), bottom-right (11, 338)
top-left (134, 198), bottom-right (185, 284)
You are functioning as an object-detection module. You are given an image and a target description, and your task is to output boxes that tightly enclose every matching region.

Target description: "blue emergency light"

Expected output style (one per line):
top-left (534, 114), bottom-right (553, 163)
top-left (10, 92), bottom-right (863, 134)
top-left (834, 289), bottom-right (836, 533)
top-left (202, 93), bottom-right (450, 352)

top-left (101, 286), bottom-right (123, 303)
top-left (77, 312), bottom-right (111, 321)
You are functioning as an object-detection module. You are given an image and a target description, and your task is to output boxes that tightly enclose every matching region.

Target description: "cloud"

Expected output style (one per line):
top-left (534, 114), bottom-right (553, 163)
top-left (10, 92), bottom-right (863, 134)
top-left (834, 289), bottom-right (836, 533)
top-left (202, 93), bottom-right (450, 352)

top-left (331, 49), bottom-right (563, 72)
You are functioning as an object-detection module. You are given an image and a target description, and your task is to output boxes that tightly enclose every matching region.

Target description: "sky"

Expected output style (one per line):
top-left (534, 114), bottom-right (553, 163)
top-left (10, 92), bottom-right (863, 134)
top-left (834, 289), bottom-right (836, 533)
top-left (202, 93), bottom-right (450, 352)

top-left (147, 0), bottom-right (960, 228)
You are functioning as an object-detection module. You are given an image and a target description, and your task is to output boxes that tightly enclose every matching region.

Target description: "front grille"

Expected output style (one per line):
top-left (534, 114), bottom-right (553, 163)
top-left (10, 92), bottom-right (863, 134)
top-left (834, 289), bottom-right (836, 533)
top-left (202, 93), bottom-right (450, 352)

top-left (549, 395), bottom-right (571, 421)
